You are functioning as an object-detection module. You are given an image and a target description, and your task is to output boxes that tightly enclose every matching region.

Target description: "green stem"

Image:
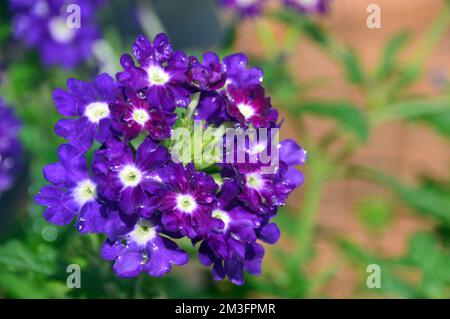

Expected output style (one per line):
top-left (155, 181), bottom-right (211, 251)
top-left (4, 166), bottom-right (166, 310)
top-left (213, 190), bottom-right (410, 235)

top-left (132, 275), bottom-right (143, 299)
top-left (254, 18), bottom-right (278, 57)
top-left (295, 148), bottom-right (329, 262)
top-left (400, 5), bottom-right (450, 86)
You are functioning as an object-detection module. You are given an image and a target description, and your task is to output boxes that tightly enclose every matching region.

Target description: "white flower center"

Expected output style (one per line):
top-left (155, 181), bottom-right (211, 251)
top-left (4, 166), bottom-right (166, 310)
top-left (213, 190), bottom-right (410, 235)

top-left (119, 165), bottom-right (143, 188)
top-left (237, 103), bottom-right (255, 120)
top-left (129, 220), bottom-right (157, 246)
top-left (176, 194), bottom-right (197, 214)
top-left (132, 109), bottom-right (150, 126)
top-left (147, 65), bottom-right (170, 86)
top-left (212, 209), bottom-right (230, 229)
top-left (73, 179), bottom-right (97, 206)
top-left (84, 102), bottom-right (110, 123)
top-left (246, 172), bottom-right (264, 191)
top-left (33, 0), bottom-right (49, 17)
top-left (296, 0), bottom-right (318, 7)
top-left (48, 17), bottom-right (76, 43)
top-left (236, 0), bottom-right (259, 6)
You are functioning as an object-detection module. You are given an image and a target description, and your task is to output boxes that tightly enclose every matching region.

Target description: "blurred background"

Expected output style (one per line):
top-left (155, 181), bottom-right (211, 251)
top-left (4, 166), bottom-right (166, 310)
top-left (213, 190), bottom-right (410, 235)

top-left (1, 0), bottom-right (450, 298)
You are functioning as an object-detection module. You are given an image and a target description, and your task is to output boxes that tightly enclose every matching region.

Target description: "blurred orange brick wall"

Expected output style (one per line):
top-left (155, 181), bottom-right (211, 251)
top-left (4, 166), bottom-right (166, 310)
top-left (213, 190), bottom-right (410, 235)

top-left (235, 0), bottom-right (450, 297)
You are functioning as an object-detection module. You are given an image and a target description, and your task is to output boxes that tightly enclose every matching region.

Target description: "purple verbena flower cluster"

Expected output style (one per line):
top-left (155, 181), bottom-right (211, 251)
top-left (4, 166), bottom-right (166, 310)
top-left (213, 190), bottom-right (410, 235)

top-left (218, 0), bottom-right (330, 17)
top-left (0, 99), bottom-right (22, 195)
top-left (36, 33), bottom-right (306, 285)
top-left (9, 0), bottom-right (104, 68)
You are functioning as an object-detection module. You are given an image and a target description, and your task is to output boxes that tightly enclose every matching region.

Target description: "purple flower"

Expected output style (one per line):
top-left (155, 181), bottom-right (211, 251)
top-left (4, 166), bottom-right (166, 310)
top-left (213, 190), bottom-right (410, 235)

top-left (278, 139), bottom-right (307, 188)
top-left (0, 100), bottom-right (22, 195)
top-left (187, 52), bottom-right (226, 91)
top-left (10, 0), bottom-right (103, 68)
top-left (200, 241), bottom-right (265, 285)
top-left (194, 91), bottom-right (231, 125)
top-left (92, 137), bottom-right (168, 216)
top-left (232, 163), bottom-right (277, 213)
top-left (223, 53), bottom-right (264, 89)
top-left (53, 73), bottom-right (116, 152)
top-left (194, 52), bottom-right (264, 125)
top-left (158, 163), bottom-right (222, 239)
top-left (226, 84), bottom-right (278, 128)
top-left (35, 144), bottom-right (106, 233)
top-left (219, 0), bottom-right (266, 18)
top-left (36, 32), bottom-right (306, 285)
top-left (116, 34), bottom-right (191, 112)
top-left (283, 0), bottom-right (330, 14)
top-left (109, 95), bottom-right (176, 141)
top-left (252, 139), bottom-right (307, 208)
top-left (223, 139), bottom-right (306, 212)
top-left (197, 181), bottom-right (282, 285)
top-left (101, 213), bottom-right (188, 278)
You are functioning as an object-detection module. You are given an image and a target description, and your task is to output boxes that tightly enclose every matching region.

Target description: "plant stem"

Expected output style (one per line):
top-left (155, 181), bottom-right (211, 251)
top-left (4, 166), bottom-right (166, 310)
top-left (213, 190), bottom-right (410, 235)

top-left (133, 275), bottom-right (143, 299)
top-left (400, 5), bottom-right (450, 86)
top-left (295, 147), bottom-right (329, 263)
top-left (254, 18), bottom-right (278, 57)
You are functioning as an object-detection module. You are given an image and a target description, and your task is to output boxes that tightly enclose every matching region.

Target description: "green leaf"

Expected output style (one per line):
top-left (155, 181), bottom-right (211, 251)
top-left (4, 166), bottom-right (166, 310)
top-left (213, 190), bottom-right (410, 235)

top-left (272, 9), bottom-right (365, 85)
top-left (294, 101), bottom-right (369, 142)
top-left (258, 57), bottom-right (300, 108)
top-left (357, 197), bottom-right (393, 232)
top-left (0, 21), bottom-right (10, 44)
top-left (392, 181), bottom-right (450, 226)
top-left (371, 97), bottom-right (450, 138)
top-left (372, 98), bottom-right (449, 122)
top-left (420, 111), bottom-right (450, 137)
top-left (376, 32), bottom-right (410, 79)
top-left (1, 59), bottom-right (43, 101)
top-left (0, 272), bottom-right (69, 298)
top-left (0, 240), bottom-right (57, 275)
top-left (353, 167), bottom-right (450, 226)
top-left (340, 49), bottom-right (365, 85)
top-left (404, 233), bottom-right (450, 297)
top-left (339, 239), bottom-right (422, 298)
top-left (406, 233), bottom-right (441, 270)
